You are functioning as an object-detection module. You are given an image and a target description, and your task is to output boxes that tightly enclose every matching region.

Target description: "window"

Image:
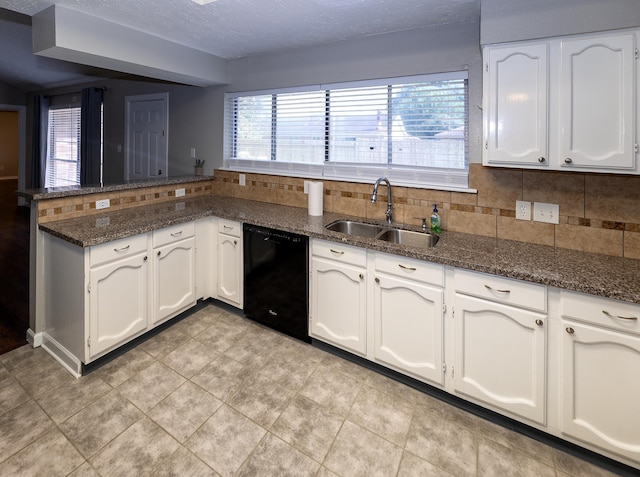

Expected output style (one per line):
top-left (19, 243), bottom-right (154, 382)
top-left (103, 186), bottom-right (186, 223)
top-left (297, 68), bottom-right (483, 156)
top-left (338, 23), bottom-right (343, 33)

top-left (225, 72), bottom-right (469, 190)
top-left (46, 104), bottom-right (82, 188)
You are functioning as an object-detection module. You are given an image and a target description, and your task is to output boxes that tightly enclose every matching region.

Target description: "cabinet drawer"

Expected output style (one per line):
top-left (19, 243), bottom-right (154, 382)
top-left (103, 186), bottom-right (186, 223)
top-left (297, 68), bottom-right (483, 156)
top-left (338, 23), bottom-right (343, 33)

top-left (374, 251), bottom-right (443, 287)
top-left (218, 219), bottom-right (241, 237)
top-left (454, 269), bottom-right (546, 312)
top-left (90, 233), bottom-right (148, 267)
top-left (153, 221), bottom-right (195, 248)
top-left (311, 239), bottom-right (367, 267)
top-left (561, 290), bottom-right (640, 336)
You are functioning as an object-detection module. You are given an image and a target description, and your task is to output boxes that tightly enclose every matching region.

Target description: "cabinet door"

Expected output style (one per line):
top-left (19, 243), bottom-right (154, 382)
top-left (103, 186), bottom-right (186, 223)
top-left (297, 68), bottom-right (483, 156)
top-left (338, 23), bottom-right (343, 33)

top-left (310, 256), bottom-right (367, 356)
top-left (88, 252), bottom-right (149, 359)
top-left (561, 321), bottom-right (640, 462)
top-left (559, 33), bottom-right (636, 170)
top-left (153, 237), bottom-right (196, 324)
top-left (373, 273), bottom-right (444, 385)
top-left (217, 232), bottom-right (243, 308)
top-left (484, 43), bottom-right (549, 166)
top-left (453, 294), bottom-right (546, 424)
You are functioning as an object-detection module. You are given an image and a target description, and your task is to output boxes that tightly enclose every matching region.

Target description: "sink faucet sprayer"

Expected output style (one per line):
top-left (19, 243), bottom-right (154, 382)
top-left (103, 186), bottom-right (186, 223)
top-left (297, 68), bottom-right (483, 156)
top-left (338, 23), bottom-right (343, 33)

top-left (371, 177), bottom-right (393, 224)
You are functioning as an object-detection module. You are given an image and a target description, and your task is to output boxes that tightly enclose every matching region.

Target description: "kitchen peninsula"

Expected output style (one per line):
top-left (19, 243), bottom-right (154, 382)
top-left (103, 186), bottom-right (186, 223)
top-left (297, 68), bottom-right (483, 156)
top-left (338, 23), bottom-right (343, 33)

top-left (19, 174), bottom-right (640, 472)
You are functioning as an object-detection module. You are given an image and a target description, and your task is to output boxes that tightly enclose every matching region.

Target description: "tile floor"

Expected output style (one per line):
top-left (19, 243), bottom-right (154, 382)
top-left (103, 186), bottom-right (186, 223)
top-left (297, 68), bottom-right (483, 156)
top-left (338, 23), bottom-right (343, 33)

top-left (0, 303), bottom-right (628, 477)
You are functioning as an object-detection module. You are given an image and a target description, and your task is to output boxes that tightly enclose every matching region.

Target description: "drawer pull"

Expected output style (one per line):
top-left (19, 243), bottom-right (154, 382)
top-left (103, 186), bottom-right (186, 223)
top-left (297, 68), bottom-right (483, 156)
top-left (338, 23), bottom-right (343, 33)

top-left (223, 225), bottom-right (234, 230)
top-left (375, 277), bottom-right (380, 283)
top-left (566, 327), bottom-right (575, 334)
top-left (170, 231), bottom-right (183, 237)
top-left (602, 310), bottom-right (638, 321)
top-left (484, 284), bottom-right (510, 294)
top-left (359, 273), bottom-right (364, 280)
top-left (398, 264), bottom-right (417, 271)
top-left (114, 245), bottom-right (130, 253)
top-left (535, 319), bottom-right (544, 327)
top-left (330, 249), bottom-right (345, 255)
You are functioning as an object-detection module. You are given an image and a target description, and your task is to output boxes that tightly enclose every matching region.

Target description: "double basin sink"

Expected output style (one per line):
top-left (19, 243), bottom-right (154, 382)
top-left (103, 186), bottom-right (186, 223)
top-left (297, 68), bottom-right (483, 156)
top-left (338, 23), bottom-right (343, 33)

top-left (325, 220), bottom-right (439, 248)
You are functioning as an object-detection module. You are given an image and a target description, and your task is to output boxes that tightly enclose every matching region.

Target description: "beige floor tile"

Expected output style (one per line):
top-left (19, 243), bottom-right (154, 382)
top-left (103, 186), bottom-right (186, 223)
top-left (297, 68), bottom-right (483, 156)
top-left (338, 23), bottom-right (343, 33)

top-left (299, 365), bottom-right (362, 416)
top-left (138, 325), bottom-right (191, 359)
top-left (0, 345), bottom-right (52, 374)
top-left (324, 420), bottom-right (403, 477)
top-left (186, 404), bottom-right (266, 476)
top-left (148, 381), bottom-right (222, 443)
top-left (405, 405), bottom-right (478, 477)
top-left (320, 354), bottom-right (373, 382)
top-left (271, 394), bottom-right (344, 463)
top-left (227, 373), bottom-right (296, 428)
top-left (348, 384), bottom-right (414, 447)
top-left (117, 361), bottom-right (186, 412)
top-left (67, 462), bottom-right (100, 477)
top-left (223, 330), bottom-right (279, 367)
top-left (477, 438), bottom-right (555, 477)
top-left (258, 348), bottom-right (321, 391)
top-left (0, 400), bottom-right (55, 463)
top-left (236, 433), bottom-right (320, 476)
top-left (316, 467), bottom-right (340, 477)
top-left (89, 418), bottom-right (180, 477)
top-left (0, 374), bottom-right (29, 415)
top-left (0, 429), bottom-right (85, 477)
top-left (152, 447), bottom-right (220, 476)
top-left (551, 448), bottom-right (623, 477)
top-left (14, 354), bottom-right (76, 398)
top-left (397, 450), bottom-right (455, 477)
top-left (161, 338), bottom-right (219, 378)
top-left (194, 317), bottom-right (248, 353)
top-left (59, 390), bottom-right (143, 458)
top-left (191, 354), bottom-right (254, 401)
top-left (35, 374), bottom-right (112, 424)
top-left (364, 371), bottom-right (423, 405)
top-left (171, 309), bottom-right (218, 338)
top-left (90, 347), bottom-right (156, 388)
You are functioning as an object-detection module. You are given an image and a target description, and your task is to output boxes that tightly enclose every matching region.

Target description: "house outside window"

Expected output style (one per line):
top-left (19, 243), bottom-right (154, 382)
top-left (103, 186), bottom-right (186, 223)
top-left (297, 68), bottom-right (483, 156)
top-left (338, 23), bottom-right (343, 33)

top-left (225, 71), bottom-right (469, 190)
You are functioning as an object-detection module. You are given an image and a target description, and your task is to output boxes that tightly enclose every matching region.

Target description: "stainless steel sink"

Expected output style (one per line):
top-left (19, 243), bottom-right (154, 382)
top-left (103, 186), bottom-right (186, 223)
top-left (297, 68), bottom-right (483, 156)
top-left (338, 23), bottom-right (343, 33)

top-left (325, 220), bottom-right (387, 238)
top-left (325, 219), bottom-right (439, 248)
top-left (376, 228), bottom-right (439, 248)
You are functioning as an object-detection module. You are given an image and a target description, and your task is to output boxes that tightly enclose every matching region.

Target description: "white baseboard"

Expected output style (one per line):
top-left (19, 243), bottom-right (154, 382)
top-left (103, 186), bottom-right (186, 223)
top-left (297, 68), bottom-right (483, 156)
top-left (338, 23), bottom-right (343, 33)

top-left (26, 329), bottom-right (43, 347)
top-left (41, 333), bottom-right (82, 378)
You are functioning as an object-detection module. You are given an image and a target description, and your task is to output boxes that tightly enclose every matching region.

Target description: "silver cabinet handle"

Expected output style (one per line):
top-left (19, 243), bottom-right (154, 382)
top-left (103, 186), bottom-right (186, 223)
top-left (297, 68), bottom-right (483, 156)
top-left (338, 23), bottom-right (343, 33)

top-left (538, 157), bottom-right (545, 163)
top-left (224, 225), bottom-right (233, 230)
top-left (398, 264), bottom-right (417, 271)
top-left (330, 249), bottom-right (344, 255)
top-left (566, 327), bottom-right (575, 334)
top-left (484, 284), bottom-right (510, 294)
top-left (602, 310), bottom-right (638, 321)
top-left (564, 158), bottom-right (573, 164)
top-left (170, 231), bottom-right (183, 237)
top-left (535, 319), bottom-right (544, 327)
top-left (114, 245), bottom-right (130, 252)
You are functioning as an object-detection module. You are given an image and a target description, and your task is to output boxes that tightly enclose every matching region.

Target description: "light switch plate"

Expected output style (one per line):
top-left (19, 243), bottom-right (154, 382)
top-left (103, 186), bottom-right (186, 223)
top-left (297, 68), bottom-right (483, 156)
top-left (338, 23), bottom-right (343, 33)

top-left (516, 201), bottom-right (531, 221)
top-left (533, 202), bottom-right (559, 224)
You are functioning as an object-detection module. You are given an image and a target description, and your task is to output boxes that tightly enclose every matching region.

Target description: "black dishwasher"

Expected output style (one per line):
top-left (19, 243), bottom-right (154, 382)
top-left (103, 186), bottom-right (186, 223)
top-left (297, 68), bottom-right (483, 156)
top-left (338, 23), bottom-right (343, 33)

top-left (243, 224), bottom-right (309, 342)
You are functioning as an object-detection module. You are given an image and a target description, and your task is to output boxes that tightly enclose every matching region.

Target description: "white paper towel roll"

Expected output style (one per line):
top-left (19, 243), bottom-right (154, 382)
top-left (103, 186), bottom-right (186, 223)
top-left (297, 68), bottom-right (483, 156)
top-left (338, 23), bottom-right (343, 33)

top-left (307, 181), bottom-right (324, 216)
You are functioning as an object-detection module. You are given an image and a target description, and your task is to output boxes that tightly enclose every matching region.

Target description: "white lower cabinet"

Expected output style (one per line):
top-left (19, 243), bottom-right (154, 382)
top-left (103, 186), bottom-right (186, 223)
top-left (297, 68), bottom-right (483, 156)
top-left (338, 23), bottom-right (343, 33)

top-left (310, 240), bottom-right (367, 356)
top-left (560, 291), bottom-right (640, 464)
top-left (152, 222), bottom-right (196, 325)
top-left (373, 252), bottom-right (444, 385)
top-left (88, 248), bottom-right (149, 359)
top-left (453, 269), bottom-right (547, 424)
top-left (217, 219), bottom-right (243, 309)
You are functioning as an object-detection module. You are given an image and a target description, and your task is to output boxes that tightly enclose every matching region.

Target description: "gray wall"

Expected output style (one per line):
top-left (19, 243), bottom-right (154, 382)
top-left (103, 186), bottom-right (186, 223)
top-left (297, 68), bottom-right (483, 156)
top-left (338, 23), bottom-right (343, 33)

top-left (0, 81), bottom-right (26, 105)
top-left (481, 0), bottom-right (640, 45)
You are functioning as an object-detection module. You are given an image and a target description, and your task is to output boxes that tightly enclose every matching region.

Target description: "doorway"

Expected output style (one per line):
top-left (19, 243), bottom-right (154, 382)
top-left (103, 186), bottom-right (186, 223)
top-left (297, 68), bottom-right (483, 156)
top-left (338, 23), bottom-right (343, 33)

top-left (125, 93), bottom-right (168, 180)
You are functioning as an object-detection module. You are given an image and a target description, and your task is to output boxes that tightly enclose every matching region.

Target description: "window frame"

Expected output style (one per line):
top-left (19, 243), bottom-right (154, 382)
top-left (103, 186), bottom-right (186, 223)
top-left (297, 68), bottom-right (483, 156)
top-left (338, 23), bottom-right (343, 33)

top-left (224, 71), bottom-right (470, 191)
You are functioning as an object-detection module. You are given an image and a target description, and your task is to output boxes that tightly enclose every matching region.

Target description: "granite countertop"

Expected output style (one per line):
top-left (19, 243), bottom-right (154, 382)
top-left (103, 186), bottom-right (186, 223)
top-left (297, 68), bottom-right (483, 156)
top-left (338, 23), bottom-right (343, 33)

top-left (39, 194), bottom-right (640, 305)
top-left (17, 175), bottom-right (212, 200)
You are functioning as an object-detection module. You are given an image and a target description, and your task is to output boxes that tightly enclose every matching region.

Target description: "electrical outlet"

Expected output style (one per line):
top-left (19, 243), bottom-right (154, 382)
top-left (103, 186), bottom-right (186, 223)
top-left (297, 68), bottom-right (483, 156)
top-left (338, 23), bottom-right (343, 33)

top-left (239, 173), bottom-right (246, 186)
top-left (95, 199), bottom-right (110, 210)
top-left (175, 188), bottom-right (186, 197)
top-left (533, 202), bottom-right (559, 224)
top-left (515, 200), bottom-right (531, 221)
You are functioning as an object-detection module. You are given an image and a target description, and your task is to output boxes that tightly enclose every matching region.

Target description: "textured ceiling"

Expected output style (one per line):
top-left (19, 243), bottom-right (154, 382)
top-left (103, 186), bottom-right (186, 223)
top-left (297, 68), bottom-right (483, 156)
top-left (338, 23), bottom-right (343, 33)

top-left (0, 0), bottom-right (480, 91)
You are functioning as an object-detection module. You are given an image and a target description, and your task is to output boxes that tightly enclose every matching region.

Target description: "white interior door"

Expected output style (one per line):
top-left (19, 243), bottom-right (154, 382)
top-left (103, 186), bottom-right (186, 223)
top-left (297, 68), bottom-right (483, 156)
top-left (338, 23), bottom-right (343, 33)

top-left (125, 93), bottom-right (168, 180)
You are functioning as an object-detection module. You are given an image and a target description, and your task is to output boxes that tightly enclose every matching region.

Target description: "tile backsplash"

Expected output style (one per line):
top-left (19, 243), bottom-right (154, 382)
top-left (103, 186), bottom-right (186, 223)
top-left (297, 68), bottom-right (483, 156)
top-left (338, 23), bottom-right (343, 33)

top-left (212, 165), bottom-right (640, 259)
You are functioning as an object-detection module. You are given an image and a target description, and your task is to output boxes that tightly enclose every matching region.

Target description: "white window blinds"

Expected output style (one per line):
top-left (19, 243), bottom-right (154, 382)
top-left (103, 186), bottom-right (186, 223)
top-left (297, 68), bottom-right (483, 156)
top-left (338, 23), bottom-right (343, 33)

top-left (225, 71), bottom-right (469, 190)
top-left (46, 103), bottom-right (81, 188)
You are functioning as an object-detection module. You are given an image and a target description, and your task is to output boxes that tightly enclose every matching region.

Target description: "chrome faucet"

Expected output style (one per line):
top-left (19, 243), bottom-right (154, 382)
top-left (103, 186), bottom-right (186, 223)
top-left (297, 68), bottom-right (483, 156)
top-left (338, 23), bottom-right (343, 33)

top-left (371, 177), bottom-right (393, 224)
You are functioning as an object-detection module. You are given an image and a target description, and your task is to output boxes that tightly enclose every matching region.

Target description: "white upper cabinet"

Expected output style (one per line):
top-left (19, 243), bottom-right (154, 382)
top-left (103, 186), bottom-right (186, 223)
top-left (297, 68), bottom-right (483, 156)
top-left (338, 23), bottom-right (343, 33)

top-left (558, 33), bottom-right (636, 170)
top-left (483, 29), bottom-right (638, 173)
top-left (484, 43), bottom-right (549, 166)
